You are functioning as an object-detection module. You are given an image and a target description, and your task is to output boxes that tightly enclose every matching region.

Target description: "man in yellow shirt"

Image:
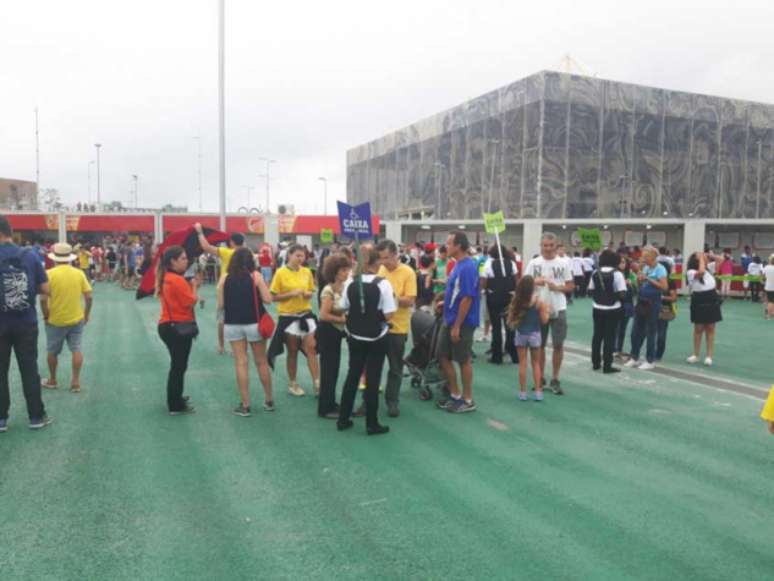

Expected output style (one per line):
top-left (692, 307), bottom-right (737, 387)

top-left (377, 239), bottom-right (417, 417)
top-left (195, 223), bottom-right (245, 354)
top-left (41, 243), bottom-right (93, 393)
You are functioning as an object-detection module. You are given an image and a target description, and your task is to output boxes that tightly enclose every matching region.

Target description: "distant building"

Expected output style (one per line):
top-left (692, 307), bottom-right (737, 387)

top-left (0, 178), bottom-right (38, 210)
top-left (347, 70), bottom-right (774, 220)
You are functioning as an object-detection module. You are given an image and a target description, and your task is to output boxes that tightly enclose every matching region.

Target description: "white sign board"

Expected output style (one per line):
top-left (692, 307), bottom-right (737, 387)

top-left (754, 232), bottom-right (774, 249)
top-left (625, 230), bottom-right (644, 247)
top-left (647, 230), bottom-right (667, 248)
top-left (717, 232), bottom-right (740, 249)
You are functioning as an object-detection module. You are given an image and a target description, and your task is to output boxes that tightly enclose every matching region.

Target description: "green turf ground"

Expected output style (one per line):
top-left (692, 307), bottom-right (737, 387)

top-left (1, 284), bottom-right (772, 580)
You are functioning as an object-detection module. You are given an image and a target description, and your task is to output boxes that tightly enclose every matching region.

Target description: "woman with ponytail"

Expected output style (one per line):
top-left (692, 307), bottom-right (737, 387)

top-left (157, 245), bottom-right (200, 415)
top-left (507, 275), bottom-right (550, 401)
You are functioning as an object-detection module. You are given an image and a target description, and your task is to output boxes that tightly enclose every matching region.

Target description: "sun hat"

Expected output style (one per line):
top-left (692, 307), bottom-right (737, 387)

top-left (48, 243), bottom-right (77, 263)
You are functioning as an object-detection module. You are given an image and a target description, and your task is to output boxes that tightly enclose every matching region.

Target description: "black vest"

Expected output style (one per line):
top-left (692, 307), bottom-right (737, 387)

top-left (345, 276), bottom-right (385, 339)
top-left (486, 260), bottom-right (516, 302)
top-left (591, 270), bottom-right (617, 307)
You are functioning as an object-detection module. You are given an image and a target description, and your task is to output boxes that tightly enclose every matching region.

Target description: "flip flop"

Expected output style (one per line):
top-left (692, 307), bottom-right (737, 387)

top-left (42, 380), bottom-right (58, 390)
top-left (70, 385), bottom-right (81, 393)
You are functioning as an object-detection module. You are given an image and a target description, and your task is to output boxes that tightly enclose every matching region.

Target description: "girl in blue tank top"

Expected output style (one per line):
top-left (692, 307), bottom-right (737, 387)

top-left (507, 275), bottom-right (550, 401)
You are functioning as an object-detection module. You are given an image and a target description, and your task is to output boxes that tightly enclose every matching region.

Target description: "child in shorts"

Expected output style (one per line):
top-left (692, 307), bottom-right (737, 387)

top-left (507, 275), bottom-right (550, 401)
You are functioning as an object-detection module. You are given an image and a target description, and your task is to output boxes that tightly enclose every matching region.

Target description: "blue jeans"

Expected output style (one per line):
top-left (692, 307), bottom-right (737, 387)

top-left (615, 313), bottom-right (631, 353)
top-left (630, 299), bottom-right (661, 363)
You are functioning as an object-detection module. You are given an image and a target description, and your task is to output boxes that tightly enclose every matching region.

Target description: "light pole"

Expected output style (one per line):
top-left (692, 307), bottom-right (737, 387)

top-left (94, 143), bottom-right (102, 208)
top-left (217, 0), bottom-right (226, 231)
top-left (87, 160), bottom-right (95, 204)
top-left (35, 107), bottom-right (40, 197)
top-left (318, 177), bottom-right (328, 214)
top-left (132, 174), bottom-right (139, 208)
top-left (193, 135), bottom-right (203, 211)
top-left (487, 139), bottom-right (500, 212)
top-left (258, 157), bottom-right (276, 212)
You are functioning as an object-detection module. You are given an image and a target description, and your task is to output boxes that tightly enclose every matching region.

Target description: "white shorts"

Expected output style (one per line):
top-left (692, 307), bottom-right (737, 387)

top-left (224, 323), bottom-right (262, 343)
top-left (284, 319), bottom-right (317, 337)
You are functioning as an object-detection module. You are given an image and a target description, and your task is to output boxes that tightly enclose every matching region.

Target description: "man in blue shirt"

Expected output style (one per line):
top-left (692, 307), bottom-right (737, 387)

top-left (0, 216), bottom-right (52, 432)
top-left (438, 231), bottom-right (480, 414)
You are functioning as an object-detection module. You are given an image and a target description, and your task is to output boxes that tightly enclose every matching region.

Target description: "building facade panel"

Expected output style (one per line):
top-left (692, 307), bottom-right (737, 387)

top-left (347, 71), bottom-right (774, 220)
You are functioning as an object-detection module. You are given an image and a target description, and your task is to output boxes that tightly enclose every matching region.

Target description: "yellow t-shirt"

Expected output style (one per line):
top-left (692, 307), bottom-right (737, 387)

top-left (761, 386), bottom-right (774, 422)
top-left (270, 266), bottom-right (315, 315)
top-left (78, 251), bottom-right (90, 270)
top-left (47, 265), bottom-right (93, 327)
top-left (378, 263), bottom-right (417, 335)
top-left (218, 247), bottom-right (235, 278)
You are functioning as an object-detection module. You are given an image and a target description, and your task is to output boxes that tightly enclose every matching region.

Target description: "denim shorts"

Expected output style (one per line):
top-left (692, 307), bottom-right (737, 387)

top-left (514, 331), bottom-right (541, 349)
top-left (46, 321), bottom-right (85, 355)
top-left (224, 323), bottom-right (262, 343)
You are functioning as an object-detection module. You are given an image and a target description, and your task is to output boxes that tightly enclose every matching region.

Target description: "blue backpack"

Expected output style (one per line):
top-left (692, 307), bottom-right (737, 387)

top-left (0, 249), bottom-right (33, 313)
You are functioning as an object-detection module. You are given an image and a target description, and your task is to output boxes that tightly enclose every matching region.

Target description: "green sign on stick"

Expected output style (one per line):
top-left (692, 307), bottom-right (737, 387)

top-left (483, 211), bottom-right (506, 235)
top-left (577, 227), bottom-right (603, 251)
top-left (320, 228), bottom-right (334, 244)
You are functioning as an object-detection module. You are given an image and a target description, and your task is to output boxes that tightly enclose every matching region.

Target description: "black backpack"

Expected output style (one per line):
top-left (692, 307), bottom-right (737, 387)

top-left (0, 249), bottom-right (33, 313)
top-left (486, 259), bottom-right (516, 304)
top-left (345, 276), bottom-right (386, 339)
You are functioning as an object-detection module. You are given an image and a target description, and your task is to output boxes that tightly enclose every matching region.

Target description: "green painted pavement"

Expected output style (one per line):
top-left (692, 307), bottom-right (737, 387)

top-left (0, 285), bottom-right (772, 580)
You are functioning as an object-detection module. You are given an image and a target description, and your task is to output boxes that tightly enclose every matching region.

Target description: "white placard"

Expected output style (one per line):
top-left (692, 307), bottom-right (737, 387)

top-left (717, 232), bottom-right (740, 249)
top-left (646, 230), bottom-right (667, 248)
top-left (625, 230), bottom-right (644, 247)
top-left (754, 232), bottom-right (774, 249)
top-left (296, 235), bottom-right (313, 249)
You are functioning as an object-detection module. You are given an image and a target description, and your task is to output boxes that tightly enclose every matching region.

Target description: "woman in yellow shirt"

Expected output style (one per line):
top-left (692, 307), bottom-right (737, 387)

top-left (268, 244), bottom-right (320, 397)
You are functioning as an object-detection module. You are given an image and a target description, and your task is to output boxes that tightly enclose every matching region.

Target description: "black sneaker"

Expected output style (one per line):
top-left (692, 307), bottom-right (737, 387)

top-left (29, 415), bottom-right (53, 429)
top-left (233, 404), bottom-right (252, 417)
top-left (367, 424), bottom-right (390, 436)
top-left (337, 419), bottom-right (354, 431)
top-left (169, 406), bottom-right (196, 416)
top-left (603, 367), bottom-right (621, 374)
top-left (549, 380), bottom-right (564, 396)
top-left (387, 403), bottom-right (400, 418)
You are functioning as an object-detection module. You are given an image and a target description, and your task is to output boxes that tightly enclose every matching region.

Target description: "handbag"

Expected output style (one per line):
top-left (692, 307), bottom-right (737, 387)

top-left (252, 273), bottom-right (275, 339)
top-left (659, 302), bottom-right (676, 321)
top-left (161, 282), bottom-right (199, 339)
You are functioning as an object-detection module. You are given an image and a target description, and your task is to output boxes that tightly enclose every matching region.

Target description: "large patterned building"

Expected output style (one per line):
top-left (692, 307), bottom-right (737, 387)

top-left (347, 71), bottom-right (774, 221)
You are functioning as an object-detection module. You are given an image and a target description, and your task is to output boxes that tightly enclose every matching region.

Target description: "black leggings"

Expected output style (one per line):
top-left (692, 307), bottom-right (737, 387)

top-left (158, 323), bottom-right (194, 412)
top-left (317, 322), bottom-right (345, 416)
top-left (592, 308), bottom-right (621, 371)
top-left (338, 336), bottom-right (387, 428)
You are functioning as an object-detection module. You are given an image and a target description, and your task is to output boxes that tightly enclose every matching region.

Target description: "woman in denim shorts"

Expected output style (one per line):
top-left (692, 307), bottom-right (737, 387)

top-left (218, 247), bottom-right (274, 416)
top-left (507, 276), bottom-right (550, 402)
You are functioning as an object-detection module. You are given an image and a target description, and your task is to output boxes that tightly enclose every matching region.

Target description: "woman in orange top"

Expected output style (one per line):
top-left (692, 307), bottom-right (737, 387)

top-left (157, 245), bottom-right (200, 415)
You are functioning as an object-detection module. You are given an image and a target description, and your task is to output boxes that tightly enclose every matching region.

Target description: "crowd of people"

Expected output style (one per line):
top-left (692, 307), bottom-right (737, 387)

top-left (2, 213), bottom-right (774, 437)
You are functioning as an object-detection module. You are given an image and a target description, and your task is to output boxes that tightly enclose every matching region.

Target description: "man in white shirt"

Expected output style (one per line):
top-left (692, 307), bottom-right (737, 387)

top-left (524, 233), bottom-right (575, 395)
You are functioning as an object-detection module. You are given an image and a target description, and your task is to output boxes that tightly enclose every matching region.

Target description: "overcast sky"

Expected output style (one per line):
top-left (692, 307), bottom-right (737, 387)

top-left (2, 0), bottom-right (773, 214)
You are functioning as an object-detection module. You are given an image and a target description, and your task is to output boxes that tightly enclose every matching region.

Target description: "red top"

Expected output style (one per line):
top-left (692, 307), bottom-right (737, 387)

top-left (258, 250), bottom-right (273, 267)
top-left (159, 272), bottom-right (197, 324)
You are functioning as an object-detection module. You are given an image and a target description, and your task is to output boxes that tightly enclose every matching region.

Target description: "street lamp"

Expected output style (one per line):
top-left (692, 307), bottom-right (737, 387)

top-left (258, 157), bottom-right (276, 212)
top-left (94, 143), bottom-right (102, 208)
top-left (318, 177), bottom-right (328, 214)
top-left (132, 174), bottom-right (139, 208)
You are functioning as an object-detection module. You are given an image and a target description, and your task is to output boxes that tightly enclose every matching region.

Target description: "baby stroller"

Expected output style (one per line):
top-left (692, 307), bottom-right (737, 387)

top-left (404, 309), bottom-right (448, 401)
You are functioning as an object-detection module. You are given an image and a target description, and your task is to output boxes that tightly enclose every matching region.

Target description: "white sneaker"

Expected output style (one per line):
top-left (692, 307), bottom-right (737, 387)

top-left (624, 359), bottom-right (640, 368)
top-left (288, 382), bottom-right (305, 397)
top-left (704, 357), bottom-right (713, 366)
top-left (638, 362), bottom-right (655, 370)
top-left (686, 355), bottom-right (699, 364)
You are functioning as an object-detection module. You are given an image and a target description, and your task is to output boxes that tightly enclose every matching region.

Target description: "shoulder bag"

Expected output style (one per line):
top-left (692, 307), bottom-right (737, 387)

top-left (253, 272), bottom-right (275, 339)
top-left (161, 278), bottom-right (199, 339)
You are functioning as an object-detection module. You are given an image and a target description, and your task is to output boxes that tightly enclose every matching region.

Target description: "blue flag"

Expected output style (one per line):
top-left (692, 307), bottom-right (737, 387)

top-left (337, 201), bottom-right (373, 239)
